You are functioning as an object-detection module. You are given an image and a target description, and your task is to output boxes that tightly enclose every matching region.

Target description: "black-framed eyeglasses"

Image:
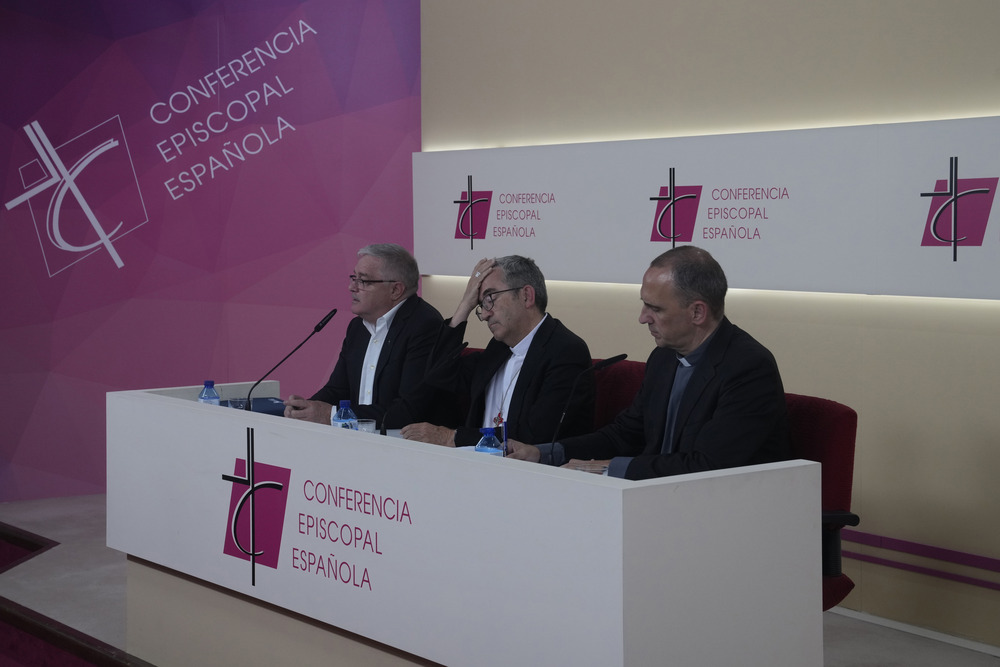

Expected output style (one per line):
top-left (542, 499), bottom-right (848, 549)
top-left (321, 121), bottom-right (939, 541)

top-left (349, 274), bottom-right (395, 289)
top-left (475, 287), bottom-right (521, 321)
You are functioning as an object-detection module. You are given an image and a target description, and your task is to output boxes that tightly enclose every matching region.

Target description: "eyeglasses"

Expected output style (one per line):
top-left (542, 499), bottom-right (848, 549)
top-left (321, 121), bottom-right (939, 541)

top-left (349, 274), bottom-right (395, 289)
top-left (475, 287), bottom-right (521, 320)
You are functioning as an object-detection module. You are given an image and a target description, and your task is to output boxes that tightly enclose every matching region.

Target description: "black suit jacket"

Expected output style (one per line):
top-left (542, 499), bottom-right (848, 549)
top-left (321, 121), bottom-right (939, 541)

top-left (311, 296), bottom-right (443, 429)
top-left (560, 317), bottom-right (788, 480)
top-left (425, 315), bottom-right (594, 447)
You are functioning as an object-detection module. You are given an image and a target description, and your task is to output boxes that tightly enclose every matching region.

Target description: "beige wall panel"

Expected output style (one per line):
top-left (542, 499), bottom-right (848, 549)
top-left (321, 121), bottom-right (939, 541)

top-left (722, 290), bottom-right (867, 403)
top-left (422, 0), bottom-right (1000, 150)
top-left (858, 563), bottom-right (1000, 646)
top-left (858, 299), bottom-right (1000, 556)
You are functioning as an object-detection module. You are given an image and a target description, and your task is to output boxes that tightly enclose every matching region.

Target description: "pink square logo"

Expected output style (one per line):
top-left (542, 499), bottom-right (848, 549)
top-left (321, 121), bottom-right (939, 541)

top-left (921, 157), bottom-right (998, 261)
top-left (454, 175), bottom-right (492, 249)
top-left (221, 428), bottom-right (291, 583)
top-left (650, 168), bottom-right (702, 243)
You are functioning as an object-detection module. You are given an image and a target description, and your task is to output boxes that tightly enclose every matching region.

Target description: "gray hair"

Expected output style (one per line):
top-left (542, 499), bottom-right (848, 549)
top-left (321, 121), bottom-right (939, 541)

top-left (649, 246), bottom-right (727, 319)
top-left (494, 255), bottom-right (547, 313)
top-left (358, 243), bottom-right (420, 296)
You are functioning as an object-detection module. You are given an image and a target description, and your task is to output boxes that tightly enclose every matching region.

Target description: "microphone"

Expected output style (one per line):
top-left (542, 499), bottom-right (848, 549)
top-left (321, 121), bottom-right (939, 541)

top-left (313, 308), bottom-right (338, 332)
top-left (589, 353), bottom-right (628, 374)
top-left (547, 353), bottom-right (628, 454)
top-left (244, 308), bottom-right (337, 411)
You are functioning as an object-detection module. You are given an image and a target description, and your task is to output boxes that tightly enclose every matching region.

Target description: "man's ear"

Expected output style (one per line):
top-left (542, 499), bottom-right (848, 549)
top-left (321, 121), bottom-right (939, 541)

top-left (690, 300), bottom-right (708, 325)
top-left (521, 284), bottom-right (536, 310)
top-left (390, 281), bottom-right (407, 302)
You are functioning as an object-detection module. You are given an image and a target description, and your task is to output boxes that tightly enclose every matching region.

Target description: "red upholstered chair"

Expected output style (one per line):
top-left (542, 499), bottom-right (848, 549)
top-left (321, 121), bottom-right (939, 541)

top-left (593, 358), bottom-right (647, 429)
top-left (784, 393), bottom-right (860, 610)
top-left (574, 362), bottom-right (862, 610)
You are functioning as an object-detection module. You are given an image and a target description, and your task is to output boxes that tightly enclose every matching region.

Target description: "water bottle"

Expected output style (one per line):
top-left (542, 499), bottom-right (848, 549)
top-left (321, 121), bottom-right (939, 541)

top-left (331, 400), bottom-right (358, 430)
top-left (197, 380), bottom-right (220, 406)
top-left (474, 427), bottom-right (504, 456)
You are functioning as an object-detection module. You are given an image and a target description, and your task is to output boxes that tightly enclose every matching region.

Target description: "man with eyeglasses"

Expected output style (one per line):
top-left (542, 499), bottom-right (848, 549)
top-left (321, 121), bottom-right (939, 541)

top-left (283, 243), bottom-right (444, 428)
top-left (401, 255), bottom-right (594, 448)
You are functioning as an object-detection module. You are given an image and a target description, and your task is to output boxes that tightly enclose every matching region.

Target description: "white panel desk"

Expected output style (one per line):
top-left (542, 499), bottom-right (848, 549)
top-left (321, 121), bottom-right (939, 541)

top-left (107, 382), bottom-right (822, 666)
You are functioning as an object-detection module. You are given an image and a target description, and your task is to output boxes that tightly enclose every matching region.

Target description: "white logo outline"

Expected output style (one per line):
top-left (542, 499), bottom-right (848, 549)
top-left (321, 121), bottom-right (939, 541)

top-left (5, 117), bottom-right (147, 275)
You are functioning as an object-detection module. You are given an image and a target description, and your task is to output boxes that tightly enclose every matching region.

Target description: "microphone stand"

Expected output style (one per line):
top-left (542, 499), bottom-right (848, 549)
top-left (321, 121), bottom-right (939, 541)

top-left (244, 308), bottom-right (337, 411)
top-left (547, 353), bottom-right (628, 458)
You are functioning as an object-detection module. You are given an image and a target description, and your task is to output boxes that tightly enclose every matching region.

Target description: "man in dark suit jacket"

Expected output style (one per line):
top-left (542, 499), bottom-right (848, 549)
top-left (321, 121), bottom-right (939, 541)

top-left (401, 255), bottom-right (593, 447)
top-left (283, 243), bottom-right (443, 429)
top-left (508, 246), bottom-right (788, 480)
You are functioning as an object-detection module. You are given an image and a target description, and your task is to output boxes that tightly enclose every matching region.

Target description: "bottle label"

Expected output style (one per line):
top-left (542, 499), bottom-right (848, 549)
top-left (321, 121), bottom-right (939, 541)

top-left (332, 417), bottom-right (358, 430)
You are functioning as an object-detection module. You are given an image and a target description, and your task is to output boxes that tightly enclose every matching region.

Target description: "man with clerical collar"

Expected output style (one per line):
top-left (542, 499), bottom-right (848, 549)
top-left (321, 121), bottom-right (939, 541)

top-left (401, 255), bottom-right (594, 448)
top-left (507, 245), bottom-right (789, 480)
top-left (284, 243), bottom-right (444, 429)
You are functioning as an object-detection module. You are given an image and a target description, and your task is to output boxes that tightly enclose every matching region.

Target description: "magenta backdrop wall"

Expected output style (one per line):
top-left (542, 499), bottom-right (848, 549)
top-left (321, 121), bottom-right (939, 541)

top-left (0, 0), bottom-right (420, 501)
